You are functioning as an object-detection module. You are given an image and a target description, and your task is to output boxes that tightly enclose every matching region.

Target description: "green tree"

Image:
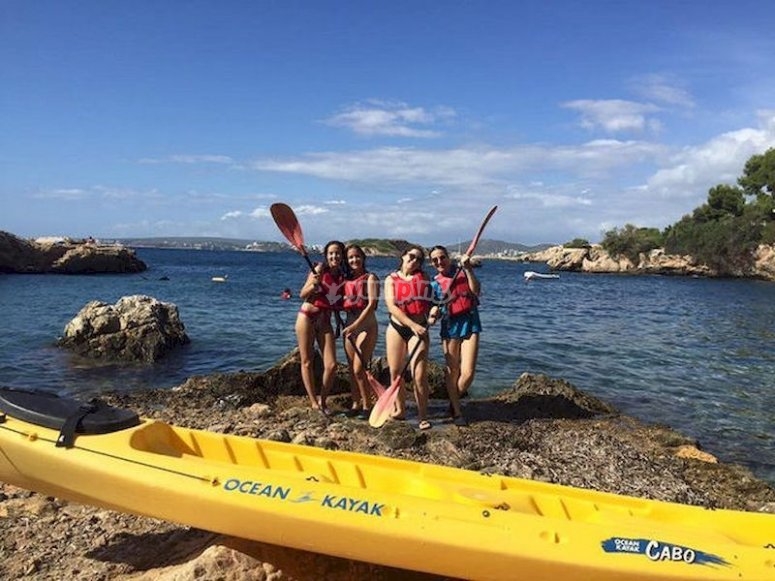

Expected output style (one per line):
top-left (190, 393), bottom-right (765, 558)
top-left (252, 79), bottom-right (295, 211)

top-left (564, 238), bottom-right (591, 248)
top-left (738, 147), bottom-right (775, 199)
top-left (707, 184), bottom-right (745, 217)
top-left (601, 224), bottom-right (663, 263)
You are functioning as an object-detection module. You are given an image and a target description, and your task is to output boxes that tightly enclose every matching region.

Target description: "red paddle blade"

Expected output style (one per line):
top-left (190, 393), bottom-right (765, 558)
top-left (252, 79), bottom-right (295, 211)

top-left (270, 203), bottom-right (307, 254)
top-left (367, 373), bottom-right (386, 398)
top-left (465, 205), bottom-right (498, 256)
top-left (369, 378), bottom-right (401, 428)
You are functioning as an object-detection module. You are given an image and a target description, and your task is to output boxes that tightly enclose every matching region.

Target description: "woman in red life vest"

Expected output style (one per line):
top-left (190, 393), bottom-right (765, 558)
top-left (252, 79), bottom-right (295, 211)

top-left (295, 240), bottom-right (346, 415)
top-left (384, 245), bottom-right (439, 430)
top-left (341, 244), bottom-right (380, 418)
top-left (429, 245), bottom-right (481, 426)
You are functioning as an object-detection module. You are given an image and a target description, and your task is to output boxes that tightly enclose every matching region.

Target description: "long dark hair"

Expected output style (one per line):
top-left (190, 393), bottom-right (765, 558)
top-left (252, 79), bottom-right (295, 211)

top-left (322, 240), bottom-right (349, 277)
top-left (345, 243), bottom-right (367, 277)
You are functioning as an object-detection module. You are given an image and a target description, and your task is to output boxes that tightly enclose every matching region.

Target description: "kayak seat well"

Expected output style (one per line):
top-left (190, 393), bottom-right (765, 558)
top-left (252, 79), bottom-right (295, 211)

top-left (129, 422), bottom-right (200, 458)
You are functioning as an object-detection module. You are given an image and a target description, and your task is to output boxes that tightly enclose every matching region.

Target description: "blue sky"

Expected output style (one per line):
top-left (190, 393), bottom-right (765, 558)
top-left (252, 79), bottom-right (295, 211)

top-left (2, 1), bottom-right (775, 246)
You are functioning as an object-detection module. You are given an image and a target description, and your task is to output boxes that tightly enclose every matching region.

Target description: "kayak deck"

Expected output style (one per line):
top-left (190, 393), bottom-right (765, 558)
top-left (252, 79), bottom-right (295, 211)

top-left (128, 421), bottom-right (763, 547)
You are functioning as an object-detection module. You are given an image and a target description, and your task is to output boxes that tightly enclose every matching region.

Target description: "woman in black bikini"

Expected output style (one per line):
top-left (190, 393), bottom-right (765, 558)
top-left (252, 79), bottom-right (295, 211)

top-left (383, 245), bottom-right (439, 429)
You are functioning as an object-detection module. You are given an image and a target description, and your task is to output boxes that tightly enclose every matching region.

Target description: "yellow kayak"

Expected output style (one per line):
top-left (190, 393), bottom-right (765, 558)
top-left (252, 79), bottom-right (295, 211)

top-left (0, 388), bottom-right (773, 580)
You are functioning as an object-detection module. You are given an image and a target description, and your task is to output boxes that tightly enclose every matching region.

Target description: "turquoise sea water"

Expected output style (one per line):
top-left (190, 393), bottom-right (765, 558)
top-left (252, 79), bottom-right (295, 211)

top-left (1, 247), bottom-right (774, 485)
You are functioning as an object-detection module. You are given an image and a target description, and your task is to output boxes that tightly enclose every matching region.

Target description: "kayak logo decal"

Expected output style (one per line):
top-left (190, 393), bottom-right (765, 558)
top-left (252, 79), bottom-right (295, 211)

top-left (601, 537), bottom-right (729, 567)
top-left (321, 494), bottom-right (385, 516)
top-left (222, 478), bottom-right (386, 517)
top-left (223, 479), bottom-right (291, 499)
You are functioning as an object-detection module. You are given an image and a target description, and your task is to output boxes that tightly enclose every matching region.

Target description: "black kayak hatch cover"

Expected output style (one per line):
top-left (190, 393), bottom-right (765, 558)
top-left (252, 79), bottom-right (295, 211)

top-left (0, 387), bottom-right (140, 435)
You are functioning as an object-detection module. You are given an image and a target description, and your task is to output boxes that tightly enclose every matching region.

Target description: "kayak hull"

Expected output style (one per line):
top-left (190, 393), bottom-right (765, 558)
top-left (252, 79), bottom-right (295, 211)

top-left (0, 388), bottom-right (773, 580)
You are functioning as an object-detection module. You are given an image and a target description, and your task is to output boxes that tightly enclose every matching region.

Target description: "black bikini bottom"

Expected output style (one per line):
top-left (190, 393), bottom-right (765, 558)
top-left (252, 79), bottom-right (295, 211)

top-left (389, 316), bottom-right (415, 342)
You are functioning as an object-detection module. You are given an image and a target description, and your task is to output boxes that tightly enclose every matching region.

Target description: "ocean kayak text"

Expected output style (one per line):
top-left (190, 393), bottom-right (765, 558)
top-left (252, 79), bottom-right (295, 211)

top-left (222, 478), bottom-right (385, 517)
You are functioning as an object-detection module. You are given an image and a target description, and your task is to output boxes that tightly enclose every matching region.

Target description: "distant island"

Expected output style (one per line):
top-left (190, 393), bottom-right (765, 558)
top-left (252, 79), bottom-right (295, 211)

top-left (111, 236), bottom-right (553, 258)
top-left (109, 237), bottom-right (288, 253)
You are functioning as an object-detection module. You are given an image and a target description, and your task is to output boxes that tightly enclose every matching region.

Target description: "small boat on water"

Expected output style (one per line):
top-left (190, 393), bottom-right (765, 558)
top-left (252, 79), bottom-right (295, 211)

top-left (0, 387), bottom-right (773, 581)
top-left (524, 270), bottom-right (560, 281)
top-left (211, 274), bottom-right (228, 282)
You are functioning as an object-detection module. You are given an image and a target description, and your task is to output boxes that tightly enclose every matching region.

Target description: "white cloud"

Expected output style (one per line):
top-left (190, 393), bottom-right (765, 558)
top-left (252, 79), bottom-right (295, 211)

top-left (32, 186), bottom-right (162, 201)
top-left (250, 140), bottom-right (664, 189)
top-left (138, 154), bottom-right (234, 165)
top-left (249, 208), bottom-right (271, 219)
top-left (323, 100), bottom-right (456, 137)
top-left (33, 188), bottom-right (89, 200)
top-left (506, 187), bottom-right (593, 209)
top-left (630, 74), bottom-right (696, 108)
top-left (563, 99), bottom-right (661, 133)
top-left (294, 204), bottom-right (330, 215)
top-left (645, 111), bottom-right (775, 199)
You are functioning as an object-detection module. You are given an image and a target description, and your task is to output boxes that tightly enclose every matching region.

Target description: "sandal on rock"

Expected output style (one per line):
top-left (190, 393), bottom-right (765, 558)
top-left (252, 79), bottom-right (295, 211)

top-left (452, 415), bottom-right (468, 427)
top-left (418, 420), bottom-right (432, 431)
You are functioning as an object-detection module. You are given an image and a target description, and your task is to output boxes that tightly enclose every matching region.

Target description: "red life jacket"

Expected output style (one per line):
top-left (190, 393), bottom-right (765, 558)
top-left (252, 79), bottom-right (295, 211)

top-left (343, 273), bottom-right (370, 311)
top-left (434, 270), bottom-right (477, 317)
top-left (391, 272), bottom-right (431, 316)
top-left (310, 269), bottom-right (344, 310)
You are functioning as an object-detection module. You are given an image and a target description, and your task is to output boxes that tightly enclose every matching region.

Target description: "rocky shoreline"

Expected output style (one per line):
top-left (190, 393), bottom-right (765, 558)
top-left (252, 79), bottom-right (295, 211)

top-left (1, 354), bottom-right (773, 580)
top-left (0, 231), bottom-right (146, 274)
top-left (517, 243), bottom-right (775, 281)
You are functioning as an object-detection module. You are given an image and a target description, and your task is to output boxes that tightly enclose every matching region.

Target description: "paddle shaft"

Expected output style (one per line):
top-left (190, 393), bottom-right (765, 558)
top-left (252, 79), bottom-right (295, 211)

top-left (436, 206), bottom-right (498, 310)
top-left (439, 205), bottom-right (497, 307)
top-left (399, 329), bottom-right (426, 380)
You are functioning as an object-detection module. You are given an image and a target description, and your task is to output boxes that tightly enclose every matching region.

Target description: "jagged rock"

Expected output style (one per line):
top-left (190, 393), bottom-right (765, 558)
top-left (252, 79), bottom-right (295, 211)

top-left (58, 295), bottom-right (189, 362)
top-left (490, 372), bottom-right (617, 419)
top-left (523, 244), bottom-right (736, 278)
top-left (132, 543), bottom-right (280, 580)
top-left (0, 230), bottom-right (146, 274)
top-left (753, 244), bottom-right (775, 279)
top-left (674, 444), bottom-right (718, 463)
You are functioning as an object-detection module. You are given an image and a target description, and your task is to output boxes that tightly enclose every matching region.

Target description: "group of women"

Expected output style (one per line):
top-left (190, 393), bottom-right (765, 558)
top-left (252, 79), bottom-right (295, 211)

top-left (293, 241), bottom-right (481, 430)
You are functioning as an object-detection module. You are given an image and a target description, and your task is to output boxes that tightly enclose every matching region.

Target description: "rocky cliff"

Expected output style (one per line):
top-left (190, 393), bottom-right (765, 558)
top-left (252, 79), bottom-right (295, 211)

top-left (0, 231), bottom-right (146, 274)
top-left (523, 244), bottom-right (775, 281)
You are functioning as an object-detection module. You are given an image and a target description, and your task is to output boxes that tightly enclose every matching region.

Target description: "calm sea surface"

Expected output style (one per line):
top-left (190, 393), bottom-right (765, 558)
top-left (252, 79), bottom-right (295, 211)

top-left (1, 248), bottom-right (774, 485)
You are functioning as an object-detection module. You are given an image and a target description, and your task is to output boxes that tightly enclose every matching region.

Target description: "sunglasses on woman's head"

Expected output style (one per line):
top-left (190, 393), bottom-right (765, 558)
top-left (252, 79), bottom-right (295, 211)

top-left (407, 252), bottom-right (423, 262)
